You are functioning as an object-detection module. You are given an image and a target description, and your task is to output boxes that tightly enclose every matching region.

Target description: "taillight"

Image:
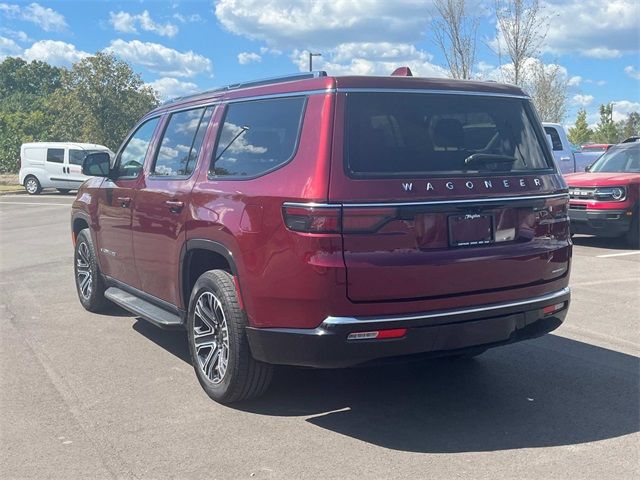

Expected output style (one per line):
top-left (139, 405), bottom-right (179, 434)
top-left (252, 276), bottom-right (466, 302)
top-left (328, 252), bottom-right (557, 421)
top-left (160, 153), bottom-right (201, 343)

top-left (283, 204), bottom-right (398, 234)
top-left (282, 205), bottom-right (341, 233)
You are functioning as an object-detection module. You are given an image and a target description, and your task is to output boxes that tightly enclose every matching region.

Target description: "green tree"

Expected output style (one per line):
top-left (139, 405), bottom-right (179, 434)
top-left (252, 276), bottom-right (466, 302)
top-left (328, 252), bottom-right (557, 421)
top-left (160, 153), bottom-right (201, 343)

top-left (568, 109), bottom-right (592, 145)
top-left (616, 111), bottom-right (640, 140)
top-left (48, 52), bottom-right (159, 151)
top-left (593, 104), bottom-right (619, 143)
top-left (0, 58), bottom-right (62, 173)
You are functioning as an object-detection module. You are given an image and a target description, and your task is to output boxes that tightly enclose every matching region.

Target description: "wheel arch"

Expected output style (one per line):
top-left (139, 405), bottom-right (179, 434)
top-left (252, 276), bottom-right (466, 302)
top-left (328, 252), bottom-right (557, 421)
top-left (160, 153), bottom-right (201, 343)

top-left (180, 239), bottom-right (241, 312)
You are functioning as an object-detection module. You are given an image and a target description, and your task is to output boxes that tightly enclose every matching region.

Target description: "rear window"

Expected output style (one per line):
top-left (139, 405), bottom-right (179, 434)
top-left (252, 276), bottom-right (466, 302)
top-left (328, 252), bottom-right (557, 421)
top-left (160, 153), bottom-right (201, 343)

top-left (345, 93), bottom-right (552, 177)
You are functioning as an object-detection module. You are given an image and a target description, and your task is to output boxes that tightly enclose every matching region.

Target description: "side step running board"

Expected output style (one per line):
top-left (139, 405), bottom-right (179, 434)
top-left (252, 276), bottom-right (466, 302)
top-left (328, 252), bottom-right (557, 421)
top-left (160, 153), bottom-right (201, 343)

top-left (105, 287), bottom-right (184, 329)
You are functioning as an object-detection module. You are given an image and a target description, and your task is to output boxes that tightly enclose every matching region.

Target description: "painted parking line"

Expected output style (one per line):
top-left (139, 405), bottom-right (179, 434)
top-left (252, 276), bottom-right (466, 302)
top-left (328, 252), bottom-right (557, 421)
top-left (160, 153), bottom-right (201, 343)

top-left (0, 201), bottom-right (71, 207)
top-left (596, 251), bottom-right (640, 258)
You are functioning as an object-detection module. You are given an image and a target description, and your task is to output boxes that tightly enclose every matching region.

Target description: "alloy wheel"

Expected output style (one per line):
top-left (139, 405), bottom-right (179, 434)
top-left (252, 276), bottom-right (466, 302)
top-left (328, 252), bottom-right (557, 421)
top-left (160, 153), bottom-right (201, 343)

top-left (76, 242), bottom-right (93, 300)
top-left (26, 178), bottom-right (38, 194)
top-left (193, 291), bottom-right (229, 384)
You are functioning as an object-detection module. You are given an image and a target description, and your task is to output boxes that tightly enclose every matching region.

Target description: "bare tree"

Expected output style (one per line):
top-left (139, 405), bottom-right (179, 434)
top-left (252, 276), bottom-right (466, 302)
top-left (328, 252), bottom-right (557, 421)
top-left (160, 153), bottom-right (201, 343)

top-left (524, 61), bottom-right (567, 122)
top-left (494, 0), bottom-right (548, 85)
top-left (431, 0), bottom-right (479, 79)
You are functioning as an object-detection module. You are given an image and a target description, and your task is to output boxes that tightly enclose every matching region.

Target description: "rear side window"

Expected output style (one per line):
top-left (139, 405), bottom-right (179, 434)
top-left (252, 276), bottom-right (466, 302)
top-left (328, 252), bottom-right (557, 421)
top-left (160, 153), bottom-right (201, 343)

top-left (46, 148), bottom-right (64, 163)
top-left (346, 93), bottom-right (552, 177)
top-left (153, 106), bottom-right (213, 177)
top-left (211, 97), bottom-right (305, 178)
top-left (544, 127), bottom-right (563, 151)
top-left (69, 149), bottom-right (104, 165)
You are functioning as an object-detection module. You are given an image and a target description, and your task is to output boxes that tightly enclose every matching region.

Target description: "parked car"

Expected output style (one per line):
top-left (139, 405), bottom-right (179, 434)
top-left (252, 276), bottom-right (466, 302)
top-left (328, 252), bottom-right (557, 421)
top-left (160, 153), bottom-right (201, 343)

top-left (581, 143), bottom-right (613, 154)
top-left (565, 142), bottom-right (640, 247)
top-left (19, 142), bottom-right (113, 195)
top-left (542, 123), bottom-right (593, 174)
top-left (71, 71), bottom-right (572, 403)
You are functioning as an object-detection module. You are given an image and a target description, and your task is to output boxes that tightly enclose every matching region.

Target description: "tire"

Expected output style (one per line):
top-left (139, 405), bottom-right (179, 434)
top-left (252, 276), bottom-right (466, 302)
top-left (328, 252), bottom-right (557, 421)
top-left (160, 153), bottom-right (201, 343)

top-left (74, 229), bottom-right (110, 312)
top-left (24, 175), bottom-right (41, 195)
top-left (57, 189), bottom-right (71, 195)
top-left (187, 270), bottom-right (273, 403)
top-left (625, 209), bottom-right (639, 249)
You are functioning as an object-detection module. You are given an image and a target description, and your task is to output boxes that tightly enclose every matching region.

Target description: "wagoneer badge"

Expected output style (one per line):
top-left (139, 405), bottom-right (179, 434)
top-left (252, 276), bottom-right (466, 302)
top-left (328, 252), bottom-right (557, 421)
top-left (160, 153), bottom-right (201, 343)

top-left (402, 178), bottom-right (542, 192)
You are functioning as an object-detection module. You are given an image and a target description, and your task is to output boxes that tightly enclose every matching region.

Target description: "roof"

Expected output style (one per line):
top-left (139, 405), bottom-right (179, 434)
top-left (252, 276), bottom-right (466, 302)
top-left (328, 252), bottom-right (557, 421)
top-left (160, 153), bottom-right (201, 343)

top-left (146, 70), bottom-right (528, 118)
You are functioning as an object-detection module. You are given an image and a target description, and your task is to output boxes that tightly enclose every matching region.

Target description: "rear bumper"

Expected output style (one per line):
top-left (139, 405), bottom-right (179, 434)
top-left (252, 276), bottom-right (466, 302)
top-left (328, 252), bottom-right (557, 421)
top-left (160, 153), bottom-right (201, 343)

top-left (246, 287), bottom-right (570, 368)
top-left (569, 208), bottom-right (631, 236)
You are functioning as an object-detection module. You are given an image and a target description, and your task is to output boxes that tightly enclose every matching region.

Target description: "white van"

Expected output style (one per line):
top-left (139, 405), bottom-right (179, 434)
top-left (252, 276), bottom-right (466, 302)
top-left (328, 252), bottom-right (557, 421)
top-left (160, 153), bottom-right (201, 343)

top-left (19, 142), bottom-right (114, 194)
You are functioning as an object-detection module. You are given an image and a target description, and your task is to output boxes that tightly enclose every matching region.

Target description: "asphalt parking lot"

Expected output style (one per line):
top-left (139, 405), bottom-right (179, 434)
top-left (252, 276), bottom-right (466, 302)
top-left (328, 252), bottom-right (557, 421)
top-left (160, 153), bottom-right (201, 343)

top-left (1, 193), bottom-right (638, 480)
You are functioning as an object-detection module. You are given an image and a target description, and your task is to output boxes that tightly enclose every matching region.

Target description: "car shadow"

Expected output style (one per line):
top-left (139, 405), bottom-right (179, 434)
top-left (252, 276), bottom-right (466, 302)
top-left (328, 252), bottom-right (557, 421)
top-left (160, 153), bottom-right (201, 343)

top-left (572, 234), bottom-right (631, 250)
top-left (132, 323), bottom-right (639, 454)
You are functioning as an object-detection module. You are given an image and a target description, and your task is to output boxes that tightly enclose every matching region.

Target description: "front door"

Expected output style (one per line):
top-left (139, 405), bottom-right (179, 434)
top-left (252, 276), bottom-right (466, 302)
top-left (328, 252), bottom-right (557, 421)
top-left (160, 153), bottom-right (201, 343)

top-left (94, 118), bottom-right (161, 289)
top-left (132, 106), bottom-right (214, 307)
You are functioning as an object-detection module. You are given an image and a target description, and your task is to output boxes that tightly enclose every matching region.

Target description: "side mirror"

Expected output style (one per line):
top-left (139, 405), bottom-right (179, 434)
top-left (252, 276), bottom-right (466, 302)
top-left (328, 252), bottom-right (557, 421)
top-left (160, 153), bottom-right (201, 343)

top-left (82, 152), bottom-right (111, 177)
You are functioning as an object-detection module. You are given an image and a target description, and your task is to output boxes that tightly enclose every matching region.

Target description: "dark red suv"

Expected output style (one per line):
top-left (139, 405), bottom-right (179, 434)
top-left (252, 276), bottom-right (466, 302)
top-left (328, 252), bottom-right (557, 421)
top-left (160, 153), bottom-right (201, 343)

top-left (72, 71), bottom-right (572, 403)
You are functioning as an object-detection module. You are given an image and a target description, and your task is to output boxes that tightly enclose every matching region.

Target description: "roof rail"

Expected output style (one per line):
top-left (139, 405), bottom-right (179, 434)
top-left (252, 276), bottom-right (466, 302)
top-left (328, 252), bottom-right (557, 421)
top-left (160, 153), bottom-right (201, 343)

top-left (162, 71), bottom-right (328, 106)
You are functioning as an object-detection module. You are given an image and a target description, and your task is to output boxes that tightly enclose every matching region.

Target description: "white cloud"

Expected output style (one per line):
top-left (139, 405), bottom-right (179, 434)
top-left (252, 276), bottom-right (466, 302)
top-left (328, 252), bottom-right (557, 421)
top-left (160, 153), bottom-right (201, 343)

top-left (105, 39), bottom-right (212, 78)
top-left (572, 94), bottom-right (594, 107)
top-left (611, 100), bottom-right (640, 122)
top-left (0, 28), bottom-right (30, 42)
top-left (581, 47), bottom-right (622, 59)
top-left (0, 35), bottom-right (21, 60)
top-left (0, 2), bottom-right (67, 31)
top-left (567, 75), bottom-right (582, 87)
top-left (624, 66), bottom-right (640, 80)
top-left (215, 0), bottom-right (430, 49)
top-left (23, 39), bottom-right (89, 66)
top-left (109, 10), bottom-right (178, 38)
top-left (237, 52), bottom-right (262, 65)
top-left (543, 0), bottom-right (639, 58)
top-left (172, 13), bottom-right (202, 23)
top-left (148, 77), bottom-right (199, 100)
top-left (290, 42), bottom-right (447, 78)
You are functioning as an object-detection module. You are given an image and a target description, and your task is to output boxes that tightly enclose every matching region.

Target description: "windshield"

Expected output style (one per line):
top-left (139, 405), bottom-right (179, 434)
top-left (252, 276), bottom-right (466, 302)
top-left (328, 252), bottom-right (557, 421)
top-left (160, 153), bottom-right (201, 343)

top-left (590, 144), bottom-right (640, 173)
top-left (345, 93), bottom-right (552, 177)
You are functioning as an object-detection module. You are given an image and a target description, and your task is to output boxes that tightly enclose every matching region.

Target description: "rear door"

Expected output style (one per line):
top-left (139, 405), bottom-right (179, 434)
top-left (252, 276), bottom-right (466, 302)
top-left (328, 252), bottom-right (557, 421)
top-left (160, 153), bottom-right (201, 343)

top-left (68, 148), bottom-right (94, 188)
top-left (132, 106), bottom-right (214, 306)
top-left (332, 91), bottom-right (570, 302)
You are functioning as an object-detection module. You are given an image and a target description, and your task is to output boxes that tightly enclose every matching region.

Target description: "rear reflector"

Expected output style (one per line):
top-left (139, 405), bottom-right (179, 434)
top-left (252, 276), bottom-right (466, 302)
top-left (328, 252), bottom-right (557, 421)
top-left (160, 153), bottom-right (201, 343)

top-left (542, 302), bottom-right (565, 315)
top-left (347, 328), bottom-right (407, 341)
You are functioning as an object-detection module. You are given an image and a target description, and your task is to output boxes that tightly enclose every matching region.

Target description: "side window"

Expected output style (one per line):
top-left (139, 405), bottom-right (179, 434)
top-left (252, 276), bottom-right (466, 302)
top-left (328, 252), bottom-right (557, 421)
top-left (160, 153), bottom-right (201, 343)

top-left (544, 127), bottom-right (563, 151)
top-left (152, 106), bottom-right (212, 177)
top-left (211, 97), bottom-right (305, 178)
top-left (116, 118), bottom-right (159, 179)
top-left (46, 148), bottom-right (64, 163)
top-left (69, 150), bottom-right (86, 165)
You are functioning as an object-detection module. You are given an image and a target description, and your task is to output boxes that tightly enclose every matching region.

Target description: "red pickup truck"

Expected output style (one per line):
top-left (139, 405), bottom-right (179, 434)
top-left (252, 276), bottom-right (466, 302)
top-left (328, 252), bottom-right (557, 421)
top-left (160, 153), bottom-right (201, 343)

top-left (565, 142), bottom-right (640, 248)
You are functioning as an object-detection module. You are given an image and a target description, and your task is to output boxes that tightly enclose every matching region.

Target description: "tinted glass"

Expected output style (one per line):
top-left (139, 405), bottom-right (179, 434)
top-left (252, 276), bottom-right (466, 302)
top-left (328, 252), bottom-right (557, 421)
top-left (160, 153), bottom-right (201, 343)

top-left (544, 127), bottom-right (563, 151)
top-left (153, 107), bottom-right (212, 177)
top-left (346, 93), bottom-right (552, 177)
top-left (69, 149), bottom-right (105, 165)
top-left (46, 148), bottom-right (64, 163)
top-left (590, 144), bottom-right (640, 173)
top-left (212, 97), bottom-right (305, 178)
top-left (116, 118), bottom-right (159, 179)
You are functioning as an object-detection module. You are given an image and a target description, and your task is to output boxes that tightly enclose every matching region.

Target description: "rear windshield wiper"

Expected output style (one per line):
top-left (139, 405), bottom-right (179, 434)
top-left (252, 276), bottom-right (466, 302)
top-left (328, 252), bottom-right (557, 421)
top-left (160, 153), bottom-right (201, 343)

top-left (464, 153), bottom-right (517, 165)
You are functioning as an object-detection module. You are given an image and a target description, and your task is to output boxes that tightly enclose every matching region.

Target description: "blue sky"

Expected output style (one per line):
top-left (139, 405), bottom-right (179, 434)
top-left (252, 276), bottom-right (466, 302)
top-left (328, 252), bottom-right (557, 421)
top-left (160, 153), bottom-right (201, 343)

top-left (1, 0), bottom-right (638, 128)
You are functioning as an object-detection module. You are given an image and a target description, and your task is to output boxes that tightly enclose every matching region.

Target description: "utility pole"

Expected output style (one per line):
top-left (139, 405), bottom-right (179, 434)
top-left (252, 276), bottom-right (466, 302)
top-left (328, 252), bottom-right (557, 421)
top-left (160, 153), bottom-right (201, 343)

top-left (309, 52), bottom-right (322, 72)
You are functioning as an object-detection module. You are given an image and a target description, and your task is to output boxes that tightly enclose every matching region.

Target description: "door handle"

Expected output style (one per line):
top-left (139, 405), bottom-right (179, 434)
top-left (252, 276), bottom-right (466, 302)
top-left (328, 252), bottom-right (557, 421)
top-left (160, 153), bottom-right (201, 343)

top-left (165, 200), bottom-right (184, 213)
top-left (117, 196), bottom-right (131, 208)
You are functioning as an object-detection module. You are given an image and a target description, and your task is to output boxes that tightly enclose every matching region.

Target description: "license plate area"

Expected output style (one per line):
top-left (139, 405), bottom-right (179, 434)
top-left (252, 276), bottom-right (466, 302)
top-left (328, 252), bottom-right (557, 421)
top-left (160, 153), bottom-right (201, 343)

top-left (448, 213), bottom-right (494, 247)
